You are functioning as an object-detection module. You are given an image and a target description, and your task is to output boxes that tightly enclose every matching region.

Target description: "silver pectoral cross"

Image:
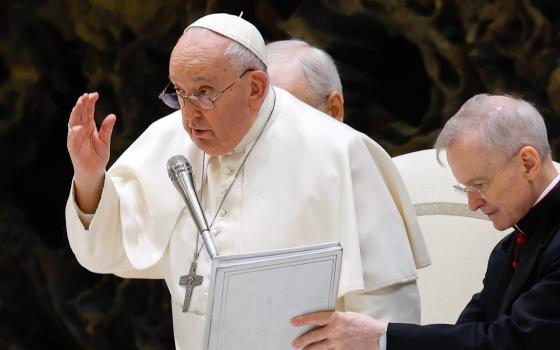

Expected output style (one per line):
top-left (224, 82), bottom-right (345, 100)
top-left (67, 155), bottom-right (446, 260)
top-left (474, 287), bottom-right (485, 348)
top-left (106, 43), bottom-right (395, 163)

top-left (179, 261), bottom-right (203, 312)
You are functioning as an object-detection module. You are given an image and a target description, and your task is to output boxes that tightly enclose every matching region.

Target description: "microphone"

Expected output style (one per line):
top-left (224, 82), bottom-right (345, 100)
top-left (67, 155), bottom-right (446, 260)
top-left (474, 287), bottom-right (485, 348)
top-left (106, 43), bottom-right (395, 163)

top-left (167, 155), bottom-right (219, 259)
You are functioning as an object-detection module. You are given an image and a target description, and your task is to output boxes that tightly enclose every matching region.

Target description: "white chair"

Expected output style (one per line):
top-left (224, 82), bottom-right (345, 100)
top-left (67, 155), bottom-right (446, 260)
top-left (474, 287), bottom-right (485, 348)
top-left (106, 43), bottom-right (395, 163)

top-left (393, 149), bottom-right (560, 324)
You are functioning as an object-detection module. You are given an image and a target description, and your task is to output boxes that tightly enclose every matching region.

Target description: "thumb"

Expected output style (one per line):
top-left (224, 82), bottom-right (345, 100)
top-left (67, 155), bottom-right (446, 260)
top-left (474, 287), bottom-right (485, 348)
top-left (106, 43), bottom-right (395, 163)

top-left (291, 311), bottom-right (334, 327)
top-left (98, 114), bottom-right (116, 145)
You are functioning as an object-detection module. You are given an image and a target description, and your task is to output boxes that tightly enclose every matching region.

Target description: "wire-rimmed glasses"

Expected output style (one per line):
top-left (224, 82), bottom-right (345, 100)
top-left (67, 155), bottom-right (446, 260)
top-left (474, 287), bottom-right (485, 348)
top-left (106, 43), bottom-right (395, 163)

top-left (159, 69), bottom-right (253, 110)
top-left (452, 151), bottom-right (518, 197)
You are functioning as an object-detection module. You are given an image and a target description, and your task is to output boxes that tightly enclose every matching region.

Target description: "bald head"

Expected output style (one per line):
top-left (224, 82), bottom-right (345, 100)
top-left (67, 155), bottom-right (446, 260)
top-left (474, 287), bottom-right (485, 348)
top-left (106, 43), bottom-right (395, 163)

top-left (185, 12), bottom-right (268, 66)
top-left (266, 40), bottom-right (344, 121)
top-left (170, 29), bottom-right (231, 78)
top-left (172, 27), bottom-right (267, 78)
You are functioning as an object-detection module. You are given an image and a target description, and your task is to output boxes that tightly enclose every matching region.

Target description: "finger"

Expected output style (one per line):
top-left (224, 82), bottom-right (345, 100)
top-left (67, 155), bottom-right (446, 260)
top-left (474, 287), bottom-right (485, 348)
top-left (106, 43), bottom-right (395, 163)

top-left (292, 311), bottom-right (334, 327)
top-left (98, 114), bottom-right (116, 145)
top-left (302, 339), bottom-right (334, 350)
top-left (67, 125), bottom-right (86, 158)
top-left (83, 92), bottom-right (98, 127)
top-left (293, 326), bottom-right (329, 349)
top-left (69, 94), bottom-right (87, 128)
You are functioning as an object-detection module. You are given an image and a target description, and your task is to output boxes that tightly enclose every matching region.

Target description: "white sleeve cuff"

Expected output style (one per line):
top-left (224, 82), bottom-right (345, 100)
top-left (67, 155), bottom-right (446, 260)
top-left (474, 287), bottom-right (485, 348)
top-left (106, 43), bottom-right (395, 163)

top-left (378, 322), bottom-right (388, 350)
top-left (75, 202), bottom-right (95, 227)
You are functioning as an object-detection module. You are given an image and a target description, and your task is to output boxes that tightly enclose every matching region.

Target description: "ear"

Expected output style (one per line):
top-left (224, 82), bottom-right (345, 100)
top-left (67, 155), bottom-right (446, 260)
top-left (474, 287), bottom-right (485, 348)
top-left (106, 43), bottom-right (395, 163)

top-left (325, 90), bottom-right (344, 122)
top-left (247, 70), bottom-right (268, 110)
top-left (519, 146), bottom-right (540, 181)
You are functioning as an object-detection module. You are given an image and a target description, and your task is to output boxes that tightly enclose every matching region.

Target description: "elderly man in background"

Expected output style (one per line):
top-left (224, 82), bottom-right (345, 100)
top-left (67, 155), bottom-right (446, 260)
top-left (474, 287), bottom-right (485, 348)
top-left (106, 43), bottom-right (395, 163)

top-left (266, 39), bottom-right (345, 121)
top-left (266, 36), bottom-right (430, 275)
top-left (66, 13), bottom-right (427, 350)
top-left (293, 94), bottom-right (560, 350)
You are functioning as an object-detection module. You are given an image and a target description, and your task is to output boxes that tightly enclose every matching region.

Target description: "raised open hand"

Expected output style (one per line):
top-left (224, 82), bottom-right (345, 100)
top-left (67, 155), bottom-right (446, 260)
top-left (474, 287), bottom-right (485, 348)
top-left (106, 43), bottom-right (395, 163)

top-left (67, 92), bottom-right (116, 212)
top-left (67, 92), bottom-right (116, 175)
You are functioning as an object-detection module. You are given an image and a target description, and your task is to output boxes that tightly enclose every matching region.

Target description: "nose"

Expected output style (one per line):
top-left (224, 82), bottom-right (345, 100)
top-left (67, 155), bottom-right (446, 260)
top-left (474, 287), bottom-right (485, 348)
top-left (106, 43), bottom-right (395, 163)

top-left (467, 191), bottom-right (486, 211)
top-left (181, 102), bottom-right (202, 124)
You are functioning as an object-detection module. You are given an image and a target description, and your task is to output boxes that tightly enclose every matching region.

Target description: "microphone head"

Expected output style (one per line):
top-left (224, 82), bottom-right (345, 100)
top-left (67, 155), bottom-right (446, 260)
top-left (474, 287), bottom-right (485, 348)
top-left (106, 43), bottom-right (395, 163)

top-left (167, 155), bottom-right (192, 180)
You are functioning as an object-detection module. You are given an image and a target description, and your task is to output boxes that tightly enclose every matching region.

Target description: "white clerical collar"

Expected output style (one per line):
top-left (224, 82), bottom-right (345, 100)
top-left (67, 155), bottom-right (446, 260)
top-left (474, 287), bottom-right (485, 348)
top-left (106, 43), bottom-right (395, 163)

top-left (229, 86), bottom-right (275, 154)
top-left (533, 173), bottom-right (560, 206)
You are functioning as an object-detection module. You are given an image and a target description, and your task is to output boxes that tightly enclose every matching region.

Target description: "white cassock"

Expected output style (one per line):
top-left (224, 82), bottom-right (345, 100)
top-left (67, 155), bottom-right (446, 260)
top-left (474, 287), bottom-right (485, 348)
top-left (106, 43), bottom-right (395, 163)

top-left (66, 87), bottom-right (430, 350)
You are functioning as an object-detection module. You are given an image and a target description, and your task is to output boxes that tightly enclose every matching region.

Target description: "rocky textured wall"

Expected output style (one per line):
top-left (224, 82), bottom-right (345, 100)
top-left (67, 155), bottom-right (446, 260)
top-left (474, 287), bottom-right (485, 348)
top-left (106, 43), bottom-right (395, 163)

top-left (1, 0), bottom-right (560, 348)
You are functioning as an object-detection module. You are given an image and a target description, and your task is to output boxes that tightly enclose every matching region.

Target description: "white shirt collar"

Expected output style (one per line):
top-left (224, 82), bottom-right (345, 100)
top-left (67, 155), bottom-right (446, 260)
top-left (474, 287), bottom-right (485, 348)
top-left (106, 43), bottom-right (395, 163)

top-left (533, 173), bottom-right (560, 206)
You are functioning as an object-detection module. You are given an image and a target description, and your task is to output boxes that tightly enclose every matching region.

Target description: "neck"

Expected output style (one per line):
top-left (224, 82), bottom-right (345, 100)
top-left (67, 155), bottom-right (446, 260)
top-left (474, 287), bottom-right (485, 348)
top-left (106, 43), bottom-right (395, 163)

top-left (535, 159), bottom-right (558, 189)
top-left (226, 87), bottom-right (275, 154)
top-left (531, 159), bottom-right (559, 203)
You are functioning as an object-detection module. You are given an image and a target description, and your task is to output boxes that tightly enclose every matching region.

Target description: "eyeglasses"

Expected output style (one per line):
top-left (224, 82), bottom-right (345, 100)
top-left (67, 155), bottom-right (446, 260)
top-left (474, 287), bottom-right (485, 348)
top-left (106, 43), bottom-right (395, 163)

top-left (453, 151), bottom-right (518, 197)
top-left (159, 69), bottom-right (253, 110)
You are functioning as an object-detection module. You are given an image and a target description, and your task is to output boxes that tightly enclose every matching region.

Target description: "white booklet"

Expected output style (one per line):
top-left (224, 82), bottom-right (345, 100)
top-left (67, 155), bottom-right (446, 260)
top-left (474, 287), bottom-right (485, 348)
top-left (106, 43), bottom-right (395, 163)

top-left (202, 241), bottom-right (343, 350)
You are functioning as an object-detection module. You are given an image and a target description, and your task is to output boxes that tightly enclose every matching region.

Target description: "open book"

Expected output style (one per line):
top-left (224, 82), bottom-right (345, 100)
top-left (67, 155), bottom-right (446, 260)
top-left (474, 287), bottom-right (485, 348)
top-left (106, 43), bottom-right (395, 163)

top-left (202, 241), bottom-right (343, 350)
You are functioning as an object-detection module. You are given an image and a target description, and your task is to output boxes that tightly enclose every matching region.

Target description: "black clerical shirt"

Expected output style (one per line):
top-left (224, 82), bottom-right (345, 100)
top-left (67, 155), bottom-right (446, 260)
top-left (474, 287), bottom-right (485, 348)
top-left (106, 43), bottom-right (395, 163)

top-left (387, 180), bottom-right (560, 350)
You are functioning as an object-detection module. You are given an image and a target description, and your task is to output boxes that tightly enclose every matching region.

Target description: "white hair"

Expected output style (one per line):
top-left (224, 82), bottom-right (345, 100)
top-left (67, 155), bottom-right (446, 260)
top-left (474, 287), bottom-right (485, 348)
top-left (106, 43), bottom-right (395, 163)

top-left (223, 40), bottom-right (267, 73)
top-left (435, 93), bottom-right (551, 160)
top-left (266, 39), bottom-right (342, 107)
top-left (185, 27), bottom-right (267, 73)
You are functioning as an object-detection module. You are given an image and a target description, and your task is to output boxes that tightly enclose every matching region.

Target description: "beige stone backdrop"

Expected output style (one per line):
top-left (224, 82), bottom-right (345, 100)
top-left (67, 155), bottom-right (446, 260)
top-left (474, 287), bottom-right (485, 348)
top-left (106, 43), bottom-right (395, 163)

top-left (1, 0), bottom-right (559, 348)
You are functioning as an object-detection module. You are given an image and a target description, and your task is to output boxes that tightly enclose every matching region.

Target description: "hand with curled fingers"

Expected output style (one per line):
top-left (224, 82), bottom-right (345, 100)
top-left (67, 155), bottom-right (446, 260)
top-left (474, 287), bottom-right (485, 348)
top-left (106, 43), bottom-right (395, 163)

top-left (291, 311), bottom-right (387, 350)
top-left (67, 92), bottom-right (116, 213)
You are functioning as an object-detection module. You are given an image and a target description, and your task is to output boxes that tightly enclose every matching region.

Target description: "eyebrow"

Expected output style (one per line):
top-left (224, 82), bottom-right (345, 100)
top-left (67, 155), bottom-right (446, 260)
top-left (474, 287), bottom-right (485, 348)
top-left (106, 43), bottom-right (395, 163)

top-left (169, 74), bottom-right (216, 87)
top-left (464, 175), bottom-right (489, 184)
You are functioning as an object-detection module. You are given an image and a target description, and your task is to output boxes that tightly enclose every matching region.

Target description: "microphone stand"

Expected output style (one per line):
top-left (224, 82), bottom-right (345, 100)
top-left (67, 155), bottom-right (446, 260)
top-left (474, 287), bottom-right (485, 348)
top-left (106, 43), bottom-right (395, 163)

top-left (168, 155), bottom-right (219, 259)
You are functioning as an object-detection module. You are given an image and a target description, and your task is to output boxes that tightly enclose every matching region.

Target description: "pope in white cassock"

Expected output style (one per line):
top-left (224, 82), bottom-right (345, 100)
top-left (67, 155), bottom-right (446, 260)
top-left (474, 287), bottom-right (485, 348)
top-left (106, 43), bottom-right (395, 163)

top-left (65, 13), bottom-right (430, 350)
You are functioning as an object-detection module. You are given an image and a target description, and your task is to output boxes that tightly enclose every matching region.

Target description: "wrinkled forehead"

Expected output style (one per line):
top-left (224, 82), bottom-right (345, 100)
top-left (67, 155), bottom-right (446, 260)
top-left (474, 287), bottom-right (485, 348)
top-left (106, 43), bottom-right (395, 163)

top-left (169, 30), bottom-right (234, 83)
top-left (447, 133), bottom-right (496, 162)
top-left (446, 135), bottom-right (505, 181)
top-left (171, 29), bottom-right (231, 65)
